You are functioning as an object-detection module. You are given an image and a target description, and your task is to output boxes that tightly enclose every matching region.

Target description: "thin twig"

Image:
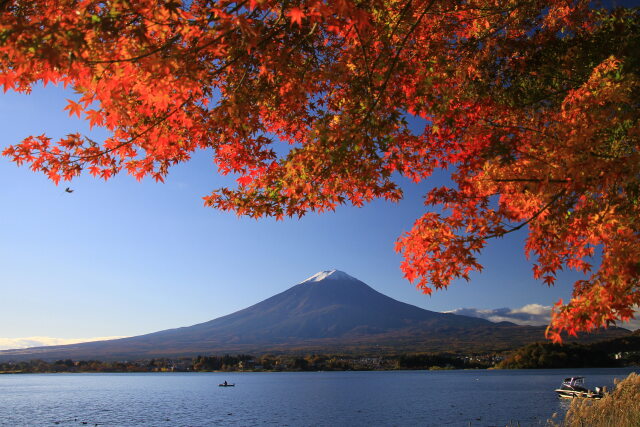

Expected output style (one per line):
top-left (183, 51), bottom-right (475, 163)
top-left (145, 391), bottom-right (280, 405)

top-left (483, 191), bottom-right (566, 239)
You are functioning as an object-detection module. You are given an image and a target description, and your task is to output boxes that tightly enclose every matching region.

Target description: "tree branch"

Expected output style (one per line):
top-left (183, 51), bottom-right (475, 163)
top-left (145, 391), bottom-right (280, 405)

top-left (483, 191), bottom-right (566, 239)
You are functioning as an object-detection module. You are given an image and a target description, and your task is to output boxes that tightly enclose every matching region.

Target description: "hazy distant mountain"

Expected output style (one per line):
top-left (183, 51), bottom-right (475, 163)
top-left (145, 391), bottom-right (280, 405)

top-left (0, 270), bottom-right (629, 361)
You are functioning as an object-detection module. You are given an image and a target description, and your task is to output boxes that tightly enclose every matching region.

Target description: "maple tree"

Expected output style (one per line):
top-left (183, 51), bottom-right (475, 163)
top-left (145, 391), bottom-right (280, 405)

top-left (1, 0), bottom-right (639, 340)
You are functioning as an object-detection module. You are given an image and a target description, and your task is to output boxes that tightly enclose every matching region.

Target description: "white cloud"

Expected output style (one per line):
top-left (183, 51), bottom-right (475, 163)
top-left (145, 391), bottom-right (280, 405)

top-left (0, 336), bottom-right (127, 351)
top-left (447, 304), bottom-right (640, 331)
top-left (447, 304), bottom-right (553, 326)
top-left (616, 309), bottom-right (640, 331)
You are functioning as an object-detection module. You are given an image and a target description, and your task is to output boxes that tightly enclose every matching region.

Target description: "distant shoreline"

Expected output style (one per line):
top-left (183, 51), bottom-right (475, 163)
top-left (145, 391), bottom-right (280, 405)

top-left (4, 333), bottom-right (639, 374)
top-left (0, 351), bottom-right (497, 373)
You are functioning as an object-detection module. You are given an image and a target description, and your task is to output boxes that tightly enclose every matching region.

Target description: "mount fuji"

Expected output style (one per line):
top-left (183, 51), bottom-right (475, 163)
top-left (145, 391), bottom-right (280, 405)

top-left (0, 270), bottom-right (628, 360)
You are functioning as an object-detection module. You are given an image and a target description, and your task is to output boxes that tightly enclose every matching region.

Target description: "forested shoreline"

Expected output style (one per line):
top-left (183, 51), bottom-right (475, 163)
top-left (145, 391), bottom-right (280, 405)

top-left (0, 352), bottom-right (496, 374)
top-left (498, 333), bottom-right (640, 369)
top-left (3, 332), bottom-right (640, 373)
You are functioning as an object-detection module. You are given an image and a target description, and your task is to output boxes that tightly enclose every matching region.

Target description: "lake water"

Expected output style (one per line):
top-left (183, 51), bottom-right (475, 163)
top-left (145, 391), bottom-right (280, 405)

top-left (0, 368), bottom-right (636, 426)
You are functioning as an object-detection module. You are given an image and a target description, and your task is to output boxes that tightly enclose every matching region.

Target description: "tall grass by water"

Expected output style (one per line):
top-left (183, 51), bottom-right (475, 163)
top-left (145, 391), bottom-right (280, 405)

top-left (550, 372), bottom-right (640, 427)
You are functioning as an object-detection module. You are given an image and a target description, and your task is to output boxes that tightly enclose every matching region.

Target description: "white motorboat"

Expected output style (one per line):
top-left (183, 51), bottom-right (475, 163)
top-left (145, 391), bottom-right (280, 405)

top-left (555, 376), bottom-right (603, 399)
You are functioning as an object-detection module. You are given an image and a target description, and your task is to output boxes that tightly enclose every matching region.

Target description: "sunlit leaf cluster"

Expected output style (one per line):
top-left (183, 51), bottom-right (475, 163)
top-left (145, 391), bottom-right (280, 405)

top-left (1, 0), bottom-right (638, 339)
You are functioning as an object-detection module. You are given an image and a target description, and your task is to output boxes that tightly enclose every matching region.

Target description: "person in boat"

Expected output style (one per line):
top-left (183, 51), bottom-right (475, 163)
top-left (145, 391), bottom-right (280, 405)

top-left (223, 381), bottom-right (228, 386)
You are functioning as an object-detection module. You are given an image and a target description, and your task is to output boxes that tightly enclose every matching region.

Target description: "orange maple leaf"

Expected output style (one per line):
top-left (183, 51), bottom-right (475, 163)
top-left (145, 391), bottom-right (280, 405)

top-left (85, 109), bottom-right (104, 130)
top-left (64, 99), bottom-right (83, 118)
top-left (287, 7), bottom-right (304, 27)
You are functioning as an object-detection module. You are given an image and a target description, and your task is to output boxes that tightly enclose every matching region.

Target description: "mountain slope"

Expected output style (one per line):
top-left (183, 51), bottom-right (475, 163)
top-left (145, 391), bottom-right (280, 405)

top-left (0, 270), bottom-right (629, 360)
top-left (161, 270), bottom-right (492, 341)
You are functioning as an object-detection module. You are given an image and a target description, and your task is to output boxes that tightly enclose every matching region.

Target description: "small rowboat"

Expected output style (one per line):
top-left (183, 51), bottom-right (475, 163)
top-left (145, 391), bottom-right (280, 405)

top-left (218, 383), bottom-right (235, 387)
top-left (555, 377), bottom-right (603, 399)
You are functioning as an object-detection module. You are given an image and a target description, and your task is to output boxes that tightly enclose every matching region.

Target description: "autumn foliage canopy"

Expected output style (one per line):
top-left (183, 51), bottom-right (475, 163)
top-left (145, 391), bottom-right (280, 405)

top-left (1, 0), bottom-right (639, 340)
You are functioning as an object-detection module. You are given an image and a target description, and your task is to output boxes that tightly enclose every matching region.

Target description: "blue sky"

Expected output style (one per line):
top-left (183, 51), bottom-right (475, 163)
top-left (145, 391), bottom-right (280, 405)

top-left (0, 84), bottom-right (616, 347)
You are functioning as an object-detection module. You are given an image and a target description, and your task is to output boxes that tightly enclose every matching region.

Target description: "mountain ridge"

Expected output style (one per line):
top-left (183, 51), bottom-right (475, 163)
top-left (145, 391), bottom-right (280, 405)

top-left (0, 270), bottom-right (628, 361)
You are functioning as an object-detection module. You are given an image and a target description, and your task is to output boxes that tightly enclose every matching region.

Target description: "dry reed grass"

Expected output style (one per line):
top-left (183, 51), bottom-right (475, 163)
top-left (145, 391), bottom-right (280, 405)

top-left (550, 372), bottom-right (640, 427)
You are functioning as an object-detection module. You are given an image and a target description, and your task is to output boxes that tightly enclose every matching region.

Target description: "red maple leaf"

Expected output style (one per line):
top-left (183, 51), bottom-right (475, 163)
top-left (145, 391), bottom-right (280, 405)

top-left (63, 99), bottom-right (83, 118)
top-left (287, 7), bottom-right (304, 27)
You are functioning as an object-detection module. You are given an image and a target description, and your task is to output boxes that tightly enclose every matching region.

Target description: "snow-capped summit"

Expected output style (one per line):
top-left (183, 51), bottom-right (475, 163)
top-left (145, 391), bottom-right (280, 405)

top-left (300, 270), bottom-right (355, 284)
